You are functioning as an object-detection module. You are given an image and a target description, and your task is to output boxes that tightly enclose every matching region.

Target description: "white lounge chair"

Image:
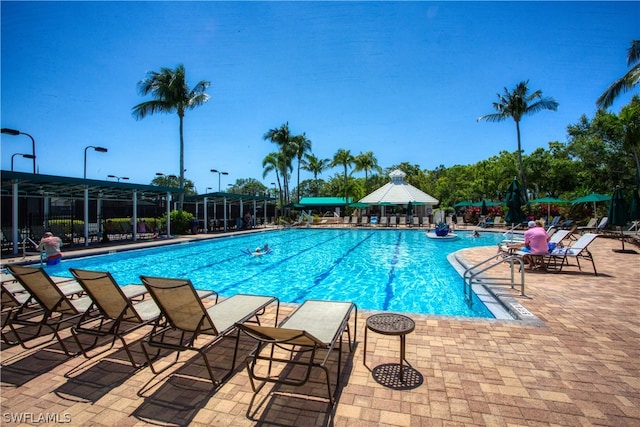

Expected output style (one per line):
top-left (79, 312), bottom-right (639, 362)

top-left (543, 233), bottom-right (599, 275)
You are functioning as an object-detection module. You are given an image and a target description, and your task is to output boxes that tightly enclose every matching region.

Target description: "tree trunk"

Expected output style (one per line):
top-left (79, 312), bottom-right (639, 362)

top-left (179, 114), bottom-right (185, 210)
top-left (515, 120), bottom-right (528, 203)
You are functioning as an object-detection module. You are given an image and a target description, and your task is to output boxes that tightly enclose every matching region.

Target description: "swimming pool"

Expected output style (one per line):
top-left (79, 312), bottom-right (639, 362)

top-left (44, 229), bottom-right (506, 318)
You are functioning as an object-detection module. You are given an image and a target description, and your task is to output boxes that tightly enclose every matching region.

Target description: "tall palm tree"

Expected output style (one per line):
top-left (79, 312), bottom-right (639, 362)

top-left (291, 133), bottom-right (312, 202)
top-left (597, 40), bottom-right (640, 110)
top-left (262, 152), bottom-right (286, 208)
top-left (263, 123), bottom-right (295, 204)
top-left (132, 64), bottom-right (210, 209)
top-left (331, 149), bottom-right (355, 205)
top-left (354, 151), bottom-right (382, 190)
top-left (477, 80), bottom-right (558, 202)
top-left (302, 153), bottom-right (330, 196)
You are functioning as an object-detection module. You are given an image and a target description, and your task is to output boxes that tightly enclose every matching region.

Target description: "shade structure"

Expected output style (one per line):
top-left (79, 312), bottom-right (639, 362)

top-left (470, 200), bottom-right (501, 207)
top-left (529, 196), bottom-right (570, 224)
top-left (504, 179), bottom-right (526, 225)
top-left (454, 200), bottom-right (473, 208)
top-left (359, 169), bottom-right (439, 205)
top-left (571, 193), bottom-right (610, 219)
top-left (350, 202), bottom-right (370, 208)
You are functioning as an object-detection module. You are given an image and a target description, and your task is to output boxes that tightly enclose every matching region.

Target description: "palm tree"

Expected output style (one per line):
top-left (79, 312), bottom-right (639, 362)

top-left (132, 64), bottom-right (210, 209)
top-left (262, 152), bottom-right (286, 208)
top-left (302, 153), bottom-right (330, 196)
top-left (263, 123), bottom-right (295, 204)
top-left (291, 133), bottom-right (312, 202)
top-left (597, 40), bottom-right (640, 110)
top-left (331, 149), bottom-right (355, 205)
top-left (354, 151), bottom-right (382, 190)
top-left (477, 80), bottom-right (558, 202)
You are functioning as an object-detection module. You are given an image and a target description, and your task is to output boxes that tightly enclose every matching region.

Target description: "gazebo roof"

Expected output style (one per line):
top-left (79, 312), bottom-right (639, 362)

top-left (359, 169), bottom-right (439, 205)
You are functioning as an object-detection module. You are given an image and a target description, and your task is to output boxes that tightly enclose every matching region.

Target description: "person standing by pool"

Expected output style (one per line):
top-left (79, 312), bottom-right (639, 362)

top-left (39, 231), bottom-right (63, 265)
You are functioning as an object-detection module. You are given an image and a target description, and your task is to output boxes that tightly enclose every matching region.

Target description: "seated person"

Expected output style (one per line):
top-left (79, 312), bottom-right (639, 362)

top-left (508, 220), bottom-right (550, 269)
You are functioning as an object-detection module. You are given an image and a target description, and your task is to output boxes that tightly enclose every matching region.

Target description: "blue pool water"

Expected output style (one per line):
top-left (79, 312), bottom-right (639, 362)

top-left (44, 229), bottom-right (505, 318)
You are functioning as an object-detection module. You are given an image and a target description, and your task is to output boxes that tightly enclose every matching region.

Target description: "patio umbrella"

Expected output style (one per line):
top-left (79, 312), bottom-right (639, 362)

top-left (571, 193), bottom-right (610, 219)
top-left (480, 200), bottom-right (488, 216)
top-left (504, 178), bottom-right (526, 226)
top-left (629, 188), bottom-right (640, 235)
top-left (608, 187), bottom-right (634, 253)
top-left (350, 202), bottom-right (369, 208)
top-left (529, 196), bottom-right (570, 224)
top-left (454, 200), bottom-right (473, 208)
top-left (407, 201), bottom-right (413, 216)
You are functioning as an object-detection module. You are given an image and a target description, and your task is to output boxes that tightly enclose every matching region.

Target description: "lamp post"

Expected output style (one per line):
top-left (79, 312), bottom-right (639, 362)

top-left (206, 187), bottom-right (213, 193)
top-left (210, 169), bottom-right (229, 192)
top-left (107, 175), bottom-right (129, 182)
top-left (11, 153), bottom-right (36, 171)
top-left (84, 146), bottom-right (108, 179)
top-left (2, 128), bottom-right (36, 173)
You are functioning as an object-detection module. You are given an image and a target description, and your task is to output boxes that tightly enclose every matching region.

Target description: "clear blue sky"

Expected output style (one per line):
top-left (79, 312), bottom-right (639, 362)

top-left (1, 1), bottom-right (638, 193)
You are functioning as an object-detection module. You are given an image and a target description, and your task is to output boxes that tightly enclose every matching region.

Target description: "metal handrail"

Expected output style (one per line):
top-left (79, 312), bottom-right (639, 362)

top-left (21, 237), bottom-right (45, 266)
top-left (463, 252), bottom-right (525, 307)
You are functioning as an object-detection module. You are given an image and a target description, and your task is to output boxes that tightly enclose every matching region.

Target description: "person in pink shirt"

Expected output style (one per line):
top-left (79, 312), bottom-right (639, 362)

top-left (521, 220), bottom-right (550, 269)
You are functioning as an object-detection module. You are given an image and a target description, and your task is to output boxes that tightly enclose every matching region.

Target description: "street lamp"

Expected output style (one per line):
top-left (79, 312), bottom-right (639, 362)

top-left (10, 153), bottom-right (36, 171)
top-left (107, 175), bottom-right (129, 182)
top-left (206, 187), bottom-right (213, 193)
top-left (210, 169), bottom-right (229, 192)
top-left (84, 145), bottom-right (108, 179)
top-left (2, 128), bottom-right (36, 173)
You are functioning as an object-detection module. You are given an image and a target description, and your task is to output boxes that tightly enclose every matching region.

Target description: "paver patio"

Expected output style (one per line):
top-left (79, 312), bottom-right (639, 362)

top-left (1, 233), bottom-right (638, 426)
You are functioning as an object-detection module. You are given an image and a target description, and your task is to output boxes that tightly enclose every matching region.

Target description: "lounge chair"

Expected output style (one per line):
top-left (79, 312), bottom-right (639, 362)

top-left (139, 275), bottom-right (279, 385)
top-left (399, 216), bottom-right (407, 227)
top-left (412, 216), bottom-right (420, 227)
top-left (422, 217), bottom-right (430, 228)
top-left (5, 265), bottom-right (95, 355)
top-left (343, 217), bottom-right (351, 226)
top-left (360, 216), bottom-right (369, 227)
top-left (389, 216), bottom-right (398, 227)
top-left (237, 299), bottom-right (357, 405)
top-left (379, 216), bottom-right (388, 227)
top-left (501, 229), bottom-right (571, 255)
top-left (578, 217), bottom-right (608, 234)
top-left (577, 217), bottom-right (597, 231)
top-left (543, 233), bottom-right (599, 275)
top-left (68, 268), bottom-right (165, 368)
top-left (350, 216), bottom-right (359, 226)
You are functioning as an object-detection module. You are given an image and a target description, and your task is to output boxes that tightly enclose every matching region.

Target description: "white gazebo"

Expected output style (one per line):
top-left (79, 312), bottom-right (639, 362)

top-left (359, 169), bottom-right (439, 217)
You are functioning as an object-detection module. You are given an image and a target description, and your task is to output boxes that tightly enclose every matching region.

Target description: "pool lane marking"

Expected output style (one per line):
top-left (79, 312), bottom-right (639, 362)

top-left (214, 230), bottom-right (353, 294)
top-left (291, 232), bottom-right (376, 303)
top-left (382, 231), bottom-right (402, 310)
top-left (174, 229), bottom-right (328, 277)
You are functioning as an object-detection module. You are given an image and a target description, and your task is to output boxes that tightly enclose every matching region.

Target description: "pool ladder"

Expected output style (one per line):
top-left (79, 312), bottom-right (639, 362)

top-left (463, 253), bottom-right (525, 308)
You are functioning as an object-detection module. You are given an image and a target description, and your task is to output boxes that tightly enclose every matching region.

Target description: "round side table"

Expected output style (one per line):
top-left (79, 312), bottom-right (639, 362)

top-left (364, 313), bottom-right (415, 381)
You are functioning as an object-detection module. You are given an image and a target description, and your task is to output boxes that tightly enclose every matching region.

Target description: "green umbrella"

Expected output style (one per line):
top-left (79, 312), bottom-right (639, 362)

top-left (571, 193), bottom-right (610, 219)
top-left (629, 188), bottom-right (640, 235)
top-left (608, 187), bottom-right (633, 253)
top-left (350, 202), bottom-right (370, 208)
top-left (504, 179), bottom-right (526, 225)
top-left (529, 196), bottom-right (570, 224)
top-left (454, 200), bottom-right (473, 208)
top-left (471, 200), bottom-right (501, 207)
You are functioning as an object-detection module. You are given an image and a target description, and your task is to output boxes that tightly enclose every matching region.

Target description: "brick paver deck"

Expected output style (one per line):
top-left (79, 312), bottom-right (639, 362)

top-left (1, 233), bottom-right (638, 426)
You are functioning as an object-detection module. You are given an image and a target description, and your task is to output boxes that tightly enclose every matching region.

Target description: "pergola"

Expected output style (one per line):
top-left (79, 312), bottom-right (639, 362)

top-left (1, 170), bottom-right (181, 254)
top-left (185, 192), bottom-right (274, 232)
